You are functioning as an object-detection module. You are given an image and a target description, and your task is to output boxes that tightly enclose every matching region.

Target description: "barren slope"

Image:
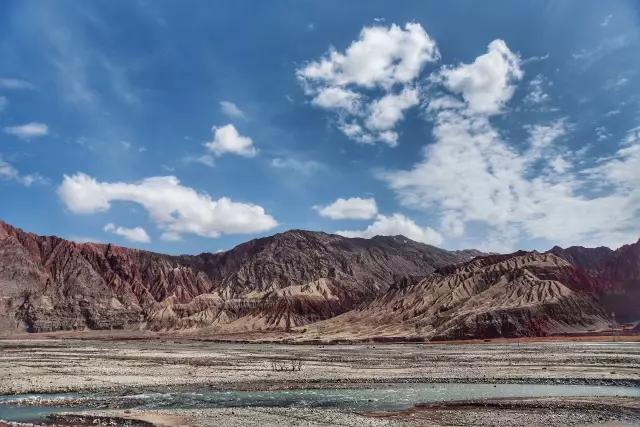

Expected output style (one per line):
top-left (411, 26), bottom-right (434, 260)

top-left (301, 252), bottom-right (612, 341)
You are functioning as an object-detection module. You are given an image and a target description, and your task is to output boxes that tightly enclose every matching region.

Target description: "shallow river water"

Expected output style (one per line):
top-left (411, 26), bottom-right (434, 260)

top-left (1, 382), bottom-right (639, 423)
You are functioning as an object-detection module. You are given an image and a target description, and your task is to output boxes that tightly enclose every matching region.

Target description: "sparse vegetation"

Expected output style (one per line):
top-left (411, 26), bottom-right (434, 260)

top-left (270, 358), bottom-right (303, 372)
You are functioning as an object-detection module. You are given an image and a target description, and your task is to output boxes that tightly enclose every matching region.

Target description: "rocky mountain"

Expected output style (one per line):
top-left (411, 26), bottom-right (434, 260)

top-left (0, 221), bottom-right (479, 333)
top-left (300, 251), bottom-right (615, 341)
top-left (1, 219), bottom-right (637, 339)
top-left (548, 240), bottom-right (640, 321)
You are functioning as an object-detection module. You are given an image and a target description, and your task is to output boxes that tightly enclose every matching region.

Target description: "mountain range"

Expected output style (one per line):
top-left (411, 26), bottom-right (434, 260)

top-left (0, 220), bottom-right (638, 341)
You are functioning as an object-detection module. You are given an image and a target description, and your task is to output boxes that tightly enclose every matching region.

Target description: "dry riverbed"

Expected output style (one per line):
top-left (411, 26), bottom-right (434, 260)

top-left (1, 338), bottom-right (639, 426)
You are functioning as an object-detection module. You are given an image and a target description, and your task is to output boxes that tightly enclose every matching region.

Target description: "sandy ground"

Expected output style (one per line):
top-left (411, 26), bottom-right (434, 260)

top-left (1, 338), bottom-right (639, 426)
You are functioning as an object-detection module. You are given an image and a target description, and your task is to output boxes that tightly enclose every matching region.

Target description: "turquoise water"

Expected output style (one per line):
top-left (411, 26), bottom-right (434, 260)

top-left (1, 383), bottom-right (639, 422)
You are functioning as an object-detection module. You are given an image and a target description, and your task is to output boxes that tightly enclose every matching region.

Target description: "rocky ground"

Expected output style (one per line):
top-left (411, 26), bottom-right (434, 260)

top-left (367, 396), bottom-right (640, 426)
top-left (6, 398), bottom-right (640, 426)
top-left (1, 338), bottom-right (639, 395)
top-left (1, 339), bottom-right (639, 426)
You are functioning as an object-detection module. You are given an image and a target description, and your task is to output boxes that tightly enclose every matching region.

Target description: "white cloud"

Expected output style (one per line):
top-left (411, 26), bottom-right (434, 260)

top-left (311, 87), bottom-right (361, 114)
top-left (365, 87), bottom-right (419, 132)
top-left (4, 122), bottom-right (49, 139)
top-left (549, 156), bottom-right (570, 174)
top-left (0, 77), bottom-right (34, 90)
top-left (57, 173), bottom-right (277, 240)
top-left (337, 213), bottom-right (444, 246)
top-left (220, 101), bottom-right (246, 119)
top-left (104, 223), bottom-right (151, 243)
top-left (586, 139), bottom-right (640, 191)
top-left (595, 126), bottom-right (610, 141)
top-left (523, 74), bottom-right (550, 105)
top-left (437, 39), bottom-right (523, 115)
top-left (381, 40), bottom-right (640, 250)
top-left (525, 119), bottom-right (568, 163)
top-left (601, 14), bottom-right (613, 27)
top-left (297, 22), bottom-right (438, 89)
top-left (314, 197), bottom-right (378, 220)
top-left (205, 124), bottom-right (257, 157)
top-left (0, 156), bottom-right (45, 186)
top-left (297, 22), bottom-right (438, 145)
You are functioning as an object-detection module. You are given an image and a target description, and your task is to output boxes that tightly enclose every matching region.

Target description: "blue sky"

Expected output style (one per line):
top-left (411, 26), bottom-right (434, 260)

top-left (1, 1), bottom-right (639, 254)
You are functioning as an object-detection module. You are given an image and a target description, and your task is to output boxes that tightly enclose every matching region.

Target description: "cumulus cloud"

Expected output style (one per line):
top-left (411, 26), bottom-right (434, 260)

top-left (220, 101), bottom-right (246, 119)
top-left (57, 173), bottom-right (277, 240)
top-left (297, 22), bottom-right (438, 145)
top-left (314, 197), bottom-right (378, 220)
top-left (0, 156), bottom-right (45, 186)
top-left (311, 87), bottom-right (361, 114)
top-left (337, 213), bottom-right (444, 246)
top-left (205, 124), bottom-right (257, 157)
top-left (4, 122), bottom-right (49, 139)
top-left (366, 87), bottom-right (419, 131)
top-left (104, 223), bottom-right (151, 243)
top-left (298, 22), bottom-right (438, 89)
top-left (437, 39), bottom-right (523, 115)
top-left (381, 40), bottom-right (640, 250)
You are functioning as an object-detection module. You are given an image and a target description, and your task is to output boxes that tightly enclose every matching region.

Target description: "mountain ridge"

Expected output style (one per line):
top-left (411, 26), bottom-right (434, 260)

top-left (0, 220), bottom-right (479, 333)
top-left (0, 219), bottom-right (638, 339)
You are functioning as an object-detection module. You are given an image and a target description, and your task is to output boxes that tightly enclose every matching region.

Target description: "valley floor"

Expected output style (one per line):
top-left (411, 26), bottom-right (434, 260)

top-left (1, 338), bottom-right (639, 426)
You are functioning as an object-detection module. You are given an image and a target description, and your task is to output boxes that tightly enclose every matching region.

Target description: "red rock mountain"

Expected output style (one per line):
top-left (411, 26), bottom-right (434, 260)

top-left (0, 220), bottom-right (637, 339)
top-left (549, 240), bottom-right (640, 321)
top-left (0, 221), bottom-right (479, 333)
top-left (301, 251), bottom-right (615, 341)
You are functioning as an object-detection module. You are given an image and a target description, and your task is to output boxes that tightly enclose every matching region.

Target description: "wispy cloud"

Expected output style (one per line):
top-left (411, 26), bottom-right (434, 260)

top-left (220, 101), bottom-right (247, 120)
top-left (270, 157), bottom-right (324, 175)
top-left (0, 156), bottom-right (46, 187)
top-left (4, 122), bottom-right (49, 139)
top-left (183, 154), bottom-right (215, 168)
top-left (0, 77), bottom-right (35, 90)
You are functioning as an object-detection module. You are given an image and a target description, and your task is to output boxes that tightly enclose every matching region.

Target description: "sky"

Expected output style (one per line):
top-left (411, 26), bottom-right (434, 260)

top-left (1, 1), bottom-right (639, 254)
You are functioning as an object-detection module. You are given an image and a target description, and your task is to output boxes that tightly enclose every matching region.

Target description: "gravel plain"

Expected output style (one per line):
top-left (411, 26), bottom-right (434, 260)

top-left (1, 338), bottom-right (639, 426)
